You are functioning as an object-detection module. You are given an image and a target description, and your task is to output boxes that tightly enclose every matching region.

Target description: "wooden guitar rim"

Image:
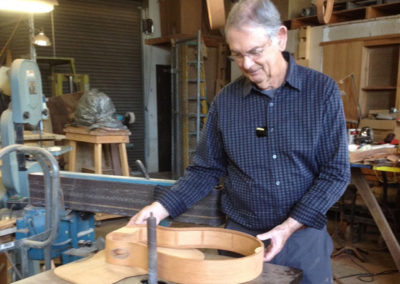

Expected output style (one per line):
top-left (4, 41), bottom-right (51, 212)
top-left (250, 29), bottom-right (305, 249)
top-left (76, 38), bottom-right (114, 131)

top-left (105, 225), bottom-right (264, 284)
top-left (316, 0), bottom-right (334, 24)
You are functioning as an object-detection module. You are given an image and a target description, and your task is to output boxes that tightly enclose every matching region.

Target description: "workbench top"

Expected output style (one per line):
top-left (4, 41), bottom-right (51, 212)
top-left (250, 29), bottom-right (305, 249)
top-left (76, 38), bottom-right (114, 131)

top-left (14, 262), bottom-right (302, 284)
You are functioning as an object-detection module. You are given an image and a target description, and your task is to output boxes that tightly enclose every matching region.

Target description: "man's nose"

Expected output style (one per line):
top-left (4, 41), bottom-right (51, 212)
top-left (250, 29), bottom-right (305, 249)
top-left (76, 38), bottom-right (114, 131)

top-left (241, 55), bottom-right (254, 69)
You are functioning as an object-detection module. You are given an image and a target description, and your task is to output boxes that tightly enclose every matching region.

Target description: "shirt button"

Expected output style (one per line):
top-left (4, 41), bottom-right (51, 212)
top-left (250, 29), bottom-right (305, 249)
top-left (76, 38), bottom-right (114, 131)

top-left (276, 181), bottom-right (280, 186)
top-left (270, 128), bottom-right (274, 132)
top-left (272, 154), bottom-right (277, 159)
top-left (269, 102), bottom-right (274, 107)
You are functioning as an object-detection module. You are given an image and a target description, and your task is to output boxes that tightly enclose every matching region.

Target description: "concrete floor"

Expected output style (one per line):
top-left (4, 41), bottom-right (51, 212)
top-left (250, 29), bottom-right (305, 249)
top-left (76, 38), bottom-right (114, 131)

top-left (330, 231), bottom-right (400, 283)
top-left (95, 216), bottom-right (400, 284)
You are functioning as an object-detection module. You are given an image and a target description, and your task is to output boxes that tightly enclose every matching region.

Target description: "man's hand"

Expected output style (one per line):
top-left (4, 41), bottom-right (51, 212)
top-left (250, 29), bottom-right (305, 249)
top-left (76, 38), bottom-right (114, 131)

top-left (256, 217), bottom-right (304, 262)
top-left (128, 202), bottom-right (169, 225)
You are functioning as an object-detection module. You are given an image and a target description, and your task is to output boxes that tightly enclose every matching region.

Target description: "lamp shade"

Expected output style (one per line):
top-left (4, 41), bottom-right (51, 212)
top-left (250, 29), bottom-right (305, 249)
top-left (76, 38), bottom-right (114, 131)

top-left (33, 31), bottom-right (51, 46)
top-left (0, 0), bottom-right (58, 13)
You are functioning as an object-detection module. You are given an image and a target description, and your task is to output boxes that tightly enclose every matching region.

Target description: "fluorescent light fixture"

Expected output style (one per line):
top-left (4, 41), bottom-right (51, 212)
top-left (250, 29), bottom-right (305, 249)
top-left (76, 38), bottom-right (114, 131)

top-left (33, 30), bottom-right (51, 46)
top-left (0, 0), bottom-right (58, 13)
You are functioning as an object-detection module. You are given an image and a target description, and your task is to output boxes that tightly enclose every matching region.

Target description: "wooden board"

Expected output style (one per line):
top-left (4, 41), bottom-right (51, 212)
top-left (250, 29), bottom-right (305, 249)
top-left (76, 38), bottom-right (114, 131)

top-left (29, 172), bottom-right (225, 226)
top-left (64, 125), bottom-right (131, 137)
top-left (322, 40), bottom-right (363, 122)
top-left (54, 247), bottom-right (204, 284)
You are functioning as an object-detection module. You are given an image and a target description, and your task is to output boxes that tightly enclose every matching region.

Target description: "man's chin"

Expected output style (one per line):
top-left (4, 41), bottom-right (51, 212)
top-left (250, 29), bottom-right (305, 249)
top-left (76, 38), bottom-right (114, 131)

top-left (246, 73), bottom-right (263, 84)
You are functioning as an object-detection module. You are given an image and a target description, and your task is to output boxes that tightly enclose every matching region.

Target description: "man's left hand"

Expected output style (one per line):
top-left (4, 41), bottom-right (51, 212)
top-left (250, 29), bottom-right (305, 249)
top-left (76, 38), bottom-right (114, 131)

top-left (256, 217), bottom-right (304, 262)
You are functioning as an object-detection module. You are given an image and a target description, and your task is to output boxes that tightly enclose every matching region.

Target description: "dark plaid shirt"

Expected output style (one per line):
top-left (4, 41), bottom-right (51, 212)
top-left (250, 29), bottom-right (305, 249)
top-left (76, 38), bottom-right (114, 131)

top-left (158, 52), bottom-right (350, 230)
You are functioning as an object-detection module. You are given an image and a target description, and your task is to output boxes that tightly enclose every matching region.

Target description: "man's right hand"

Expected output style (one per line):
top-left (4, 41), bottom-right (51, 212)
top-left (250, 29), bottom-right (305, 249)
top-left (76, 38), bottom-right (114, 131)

top-left (128, 201), bottom-right (170, 225)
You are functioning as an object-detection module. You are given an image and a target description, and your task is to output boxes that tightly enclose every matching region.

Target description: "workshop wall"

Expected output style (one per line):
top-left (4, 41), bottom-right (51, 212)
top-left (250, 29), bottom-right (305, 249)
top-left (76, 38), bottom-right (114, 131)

top-left (0, 0), bottom-right (145, 169)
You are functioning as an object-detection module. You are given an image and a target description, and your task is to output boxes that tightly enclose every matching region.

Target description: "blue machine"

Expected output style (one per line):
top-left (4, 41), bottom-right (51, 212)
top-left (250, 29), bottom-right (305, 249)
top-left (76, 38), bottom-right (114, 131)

top-left (16, 207), bottom-right (95, 264)
top-left (0, 59), bottom-right (46, 199)
top-left (0, 59), bottom-right (96, 277)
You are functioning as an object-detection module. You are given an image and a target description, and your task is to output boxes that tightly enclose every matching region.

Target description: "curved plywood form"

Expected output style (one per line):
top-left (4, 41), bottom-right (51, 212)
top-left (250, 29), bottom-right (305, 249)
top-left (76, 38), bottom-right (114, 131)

top-left (106, 225), bottom-right (264, 284)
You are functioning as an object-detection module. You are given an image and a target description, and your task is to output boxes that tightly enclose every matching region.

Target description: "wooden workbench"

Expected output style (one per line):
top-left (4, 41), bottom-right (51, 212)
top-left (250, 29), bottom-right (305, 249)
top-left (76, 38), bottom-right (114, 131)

top-left (13, 262), bottom-right (302, 284)
top-left (350, 166), bottom-right (400, 271)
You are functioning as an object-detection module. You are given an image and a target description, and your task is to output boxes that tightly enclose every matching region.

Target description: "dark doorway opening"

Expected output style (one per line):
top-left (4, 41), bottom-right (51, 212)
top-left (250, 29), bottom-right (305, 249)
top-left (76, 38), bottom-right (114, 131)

top-left (156, 65), bottom-right (172, 172)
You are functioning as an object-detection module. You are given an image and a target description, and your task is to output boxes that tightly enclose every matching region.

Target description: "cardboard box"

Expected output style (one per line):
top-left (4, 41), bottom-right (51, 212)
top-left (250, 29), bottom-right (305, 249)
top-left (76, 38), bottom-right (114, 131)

top-left (359, 118), bottom-right (400, 142)
top-left (159, 0), bottom-right (202, 36)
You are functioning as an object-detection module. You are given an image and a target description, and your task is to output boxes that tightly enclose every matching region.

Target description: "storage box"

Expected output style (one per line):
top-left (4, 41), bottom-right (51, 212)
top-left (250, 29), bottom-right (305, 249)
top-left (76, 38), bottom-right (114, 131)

top-left (359, 118), bottom-right (400, 142)
top-left (159, 0), bottom-right (202, 36)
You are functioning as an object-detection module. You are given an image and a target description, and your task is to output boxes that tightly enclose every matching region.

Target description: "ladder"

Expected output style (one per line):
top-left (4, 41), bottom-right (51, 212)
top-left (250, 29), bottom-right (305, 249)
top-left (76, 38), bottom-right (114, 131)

top-left (171, 31), bottom-right (208, 177)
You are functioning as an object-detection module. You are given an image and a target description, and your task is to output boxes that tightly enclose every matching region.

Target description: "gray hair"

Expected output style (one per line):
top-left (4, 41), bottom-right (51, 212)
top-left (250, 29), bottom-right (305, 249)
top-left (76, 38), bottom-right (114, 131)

top-left (225, 0), bottom-right (282, 41)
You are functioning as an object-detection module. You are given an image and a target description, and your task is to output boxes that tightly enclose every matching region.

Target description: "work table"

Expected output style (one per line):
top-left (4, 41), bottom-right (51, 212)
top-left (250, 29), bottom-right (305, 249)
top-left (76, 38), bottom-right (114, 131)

top-left (14, 261), bottom-right (302, 284)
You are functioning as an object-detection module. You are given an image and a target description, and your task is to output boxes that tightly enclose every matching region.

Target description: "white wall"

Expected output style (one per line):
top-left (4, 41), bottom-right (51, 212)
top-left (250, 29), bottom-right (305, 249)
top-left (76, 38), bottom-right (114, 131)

top-left (142, 0), bottom-right (169, 173)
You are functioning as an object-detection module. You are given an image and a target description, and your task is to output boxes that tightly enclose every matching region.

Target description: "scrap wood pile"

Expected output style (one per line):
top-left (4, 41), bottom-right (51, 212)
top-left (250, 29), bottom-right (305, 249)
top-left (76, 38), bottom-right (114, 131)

top-left (349, 145), bottom-right (400, 166)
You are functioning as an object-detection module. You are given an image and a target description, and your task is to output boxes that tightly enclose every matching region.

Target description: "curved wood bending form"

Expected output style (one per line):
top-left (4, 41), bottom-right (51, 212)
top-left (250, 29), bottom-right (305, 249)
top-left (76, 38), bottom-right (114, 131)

top-left (206, 0), bottom-right (226, 30)
top-left (106, 225), bottom-right (264, 284)
top-left (316, 0), bottom-right (334, 24)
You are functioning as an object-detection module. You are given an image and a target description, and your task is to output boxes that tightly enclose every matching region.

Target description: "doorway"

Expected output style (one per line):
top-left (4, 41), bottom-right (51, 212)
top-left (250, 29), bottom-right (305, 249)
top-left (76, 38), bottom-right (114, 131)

top-left (156, 65), bottom-right (172, 172)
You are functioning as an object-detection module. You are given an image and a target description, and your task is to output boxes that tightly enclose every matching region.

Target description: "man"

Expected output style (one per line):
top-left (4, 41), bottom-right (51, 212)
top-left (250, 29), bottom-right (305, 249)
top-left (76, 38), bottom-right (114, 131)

top-left (129, 0), bottom-right (350, 283)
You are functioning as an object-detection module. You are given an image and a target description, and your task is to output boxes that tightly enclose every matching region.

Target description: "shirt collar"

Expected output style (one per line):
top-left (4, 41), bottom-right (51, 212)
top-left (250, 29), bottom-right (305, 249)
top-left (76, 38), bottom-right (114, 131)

top-left (283, 52), bottom-right (302, 92)
top-left (241, 51), bottom-right (302, 97)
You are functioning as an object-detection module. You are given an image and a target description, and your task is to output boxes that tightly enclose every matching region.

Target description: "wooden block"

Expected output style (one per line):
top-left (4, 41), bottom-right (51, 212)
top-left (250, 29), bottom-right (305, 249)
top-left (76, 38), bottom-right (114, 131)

top-left (297, 39), bottom-right (309, 59)
top-left (298, 26), bottom-right (310, 39)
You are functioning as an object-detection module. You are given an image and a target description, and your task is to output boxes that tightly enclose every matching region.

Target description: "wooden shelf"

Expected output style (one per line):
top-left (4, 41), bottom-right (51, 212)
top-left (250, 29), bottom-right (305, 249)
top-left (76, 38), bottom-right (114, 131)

top-left (145, 33), bottom-right (225, 48)
top-left (285, 2), bottom-right (400, 30)
top-left (362, 86), bottom-right (397, 91)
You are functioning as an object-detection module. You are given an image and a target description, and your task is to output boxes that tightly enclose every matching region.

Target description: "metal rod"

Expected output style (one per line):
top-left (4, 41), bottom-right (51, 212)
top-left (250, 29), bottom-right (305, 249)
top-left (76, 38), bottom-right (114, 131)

top-left (28, 14), bottom-right (36, 62)
top-left (135, 159), bottom-right (149, 179)
top-left (51, 10), bottom-right (56, 57)
top-left (68, 75), bottom-right (74, 93)
top-left (147, 212), bottom-right (157, 284)
top-left (173, 42), bottom-right (182, 178)
top-left (170, 43), bottom-right (176, 178)
top-left (196, 30), bottom-right (201, 143)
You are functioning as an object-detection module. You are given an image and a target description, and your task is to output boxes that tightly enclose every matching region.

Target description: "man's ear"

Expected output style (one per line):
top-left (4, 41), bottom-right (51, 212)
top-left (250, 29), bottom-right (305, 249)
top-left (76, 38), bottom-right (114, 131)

top-left (276, 26), bottom-right (288, 51)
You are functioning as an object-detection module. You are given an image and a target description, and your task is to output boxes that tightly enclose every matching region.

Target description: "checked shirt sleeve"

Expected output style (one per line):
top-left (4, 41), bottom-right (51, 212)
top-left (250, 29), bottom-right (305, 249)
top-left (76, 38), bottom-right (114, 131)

top-left (290, 80), bottom-right (350, 229)
top-left (157, 102), bottom-right (228, 218)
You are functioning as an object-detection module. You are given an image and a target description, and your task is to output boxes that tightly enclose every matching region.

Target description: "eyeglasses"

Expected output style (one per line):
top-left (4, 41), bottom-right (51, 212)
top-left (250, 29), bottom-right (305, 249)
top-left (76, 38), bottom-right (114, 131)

top-left (229, 40), bottom-right (271, 63)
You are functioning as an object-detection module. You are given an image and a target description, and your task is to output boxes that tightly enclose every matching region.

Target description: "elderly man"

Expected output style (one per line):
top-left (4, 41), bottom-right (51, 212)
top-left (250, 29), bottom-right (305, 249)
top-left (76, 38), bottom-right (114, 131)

top-left (129, 0), bottom-right (350, 282)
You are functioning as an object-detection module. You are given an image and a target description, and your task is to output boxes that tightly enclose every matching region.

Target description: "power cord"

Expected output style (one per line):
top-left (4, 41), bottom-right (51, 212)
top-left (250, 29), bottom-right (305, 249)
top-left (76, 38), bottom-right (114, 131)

top-left (336, 251), bottom-right (398, 282)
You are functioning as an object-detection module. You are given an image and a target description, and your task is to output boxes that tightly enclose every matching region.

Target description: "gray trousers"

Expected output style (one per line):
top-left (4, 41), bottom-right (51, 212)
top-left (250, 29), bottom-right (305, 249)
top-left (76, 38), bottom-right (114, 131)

top-left (225, 219), bottom-right (334, 284)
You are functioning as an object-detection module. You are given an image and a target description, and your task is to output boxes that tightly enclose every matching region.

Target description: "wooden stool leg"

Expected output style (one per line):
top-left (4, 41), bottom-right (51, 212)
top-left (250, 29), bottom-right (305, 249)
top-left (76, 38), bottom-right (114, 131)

top-left (68, 140), bottom-right (77, 172)
top-left (94, 143), bottom-right (102, 174)
top-left (119, 143), bottom-right (130, 176)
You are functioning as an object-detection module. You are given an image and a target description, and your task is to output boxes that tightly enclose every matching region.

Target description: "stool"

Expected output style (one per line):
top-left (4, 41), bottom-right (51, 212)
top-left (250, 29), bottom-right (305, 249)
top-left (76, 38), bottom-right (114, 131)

top-left (64, 126), bottom-right (131, 176)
